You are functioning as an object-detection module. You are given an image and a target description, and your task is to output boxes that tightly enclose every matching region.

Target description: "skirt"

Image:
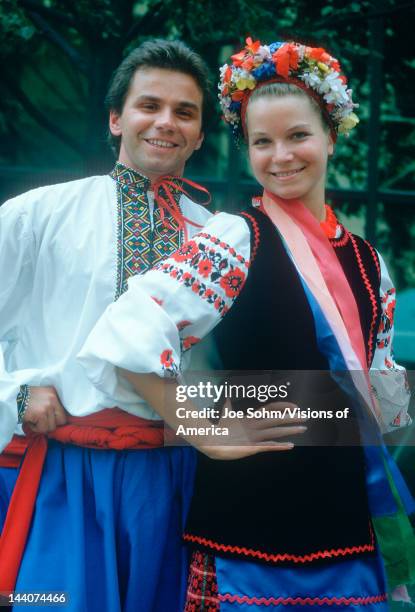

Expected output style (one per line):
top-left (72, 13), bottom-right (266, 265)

top-left (185, 549), bottom-right (388, 610)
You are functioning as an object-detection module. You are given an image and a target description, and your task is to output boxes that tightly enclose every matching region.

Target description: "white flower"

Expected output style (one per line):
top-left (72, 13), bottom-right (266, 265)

top-left (299, 70), bottom-right (322, 89)
top-left (256, 45), bottom-right (272, 61)
top-left (219, 64), bottom-right (229, 80)
top-left (319, 72), bottom-right (349, 104)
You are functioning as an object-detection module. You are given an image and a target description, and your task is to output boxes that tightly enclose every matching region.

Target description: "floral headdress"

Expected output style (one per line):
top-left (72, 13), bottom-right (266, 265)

top-left (219, 38), bottom-right (359, 141)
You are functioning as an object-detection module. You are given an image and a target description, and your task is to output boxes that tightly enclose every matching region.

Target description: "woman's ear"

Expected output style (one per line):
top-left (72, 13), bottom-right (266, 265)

top-left (328, 133), bottom-right (335, 157)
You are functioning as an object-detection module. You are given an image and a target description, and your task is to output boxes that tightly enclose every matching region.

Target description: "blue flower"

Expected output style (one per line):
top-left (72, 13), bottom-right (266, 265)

top-left (229, 101), bottom-right (241, 113)
top-left (252, 62), bottom-right (276, 81)
top-left (269, 42), bottom-right (284, 54)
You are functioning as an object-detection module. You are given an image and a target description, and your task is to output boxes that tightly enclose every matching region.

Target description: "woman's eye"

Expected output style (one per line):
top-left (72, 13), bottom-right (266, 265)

top-left (253, 138), bottom-right (270, 145)
top-left (291, 131), bottom-right (309, 140)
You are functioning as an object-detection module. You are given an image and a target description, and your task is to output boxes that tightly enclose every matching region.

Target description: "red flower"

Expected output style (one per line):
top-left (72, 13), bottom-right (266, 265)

top-left (177, 320), bottom-right (191, 330)
top-left (214, 297), bottom-right (222, 310)
top-left (192, 282), bottom-right (201, 293)
top-left (182, 336), bottom-right (200, 351)
top-left (386, 300), bottom-right (396, 322)
top-left (231, 90), bottom-right (245, 102)
top-left (204, 288), bottom-right (214, 299)
top-left (170, 269), bottom-right (178, 278)
top-left (308, 47), bottom-right (330, 62)
top-left (273, 43), bottom-right (299, 78)
top-left (198, 259), bottom-right (212, 278)
top-left (231, 50), bottom-right (248, 67)
top-left (160, 349), bottom-right (174, 367)
top-left (172, 241), bottom-right (198, 262)
top-left (241, 56), bottom-right (255, 71)
top-left (224, 66), bottom-right (232, 83)
top-left (220, 267), bottom-right (246, 298)
top-left (245, 37), bottom-right (261, 54)
top-left (182, 272), bottom-right (192, 282)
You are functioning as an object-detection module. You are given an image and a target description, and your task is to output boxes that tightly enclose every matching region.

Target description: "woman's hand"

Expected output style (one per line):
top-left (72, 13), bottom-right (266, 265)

top-left (197, 399), bottom-right (307, 460)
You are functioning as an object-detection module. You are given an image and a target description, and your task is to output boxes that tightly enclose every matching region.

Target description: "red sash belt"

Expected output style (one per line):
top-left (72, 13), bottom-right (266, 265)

top-left (0, 408), bottom-right (165, 591)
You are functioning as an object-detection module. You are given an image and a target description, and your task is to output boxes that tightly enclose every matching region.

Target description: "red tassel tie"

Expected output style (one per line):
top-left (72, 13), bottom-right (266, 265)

top-left (152, 176), bottom-right (211, 241)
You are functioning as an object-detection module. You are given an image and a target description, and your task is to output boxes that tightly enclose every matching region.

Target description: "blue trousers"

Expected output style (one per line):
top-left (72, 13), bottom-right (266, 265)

top-left (0, 441), bottom-right (196, 611)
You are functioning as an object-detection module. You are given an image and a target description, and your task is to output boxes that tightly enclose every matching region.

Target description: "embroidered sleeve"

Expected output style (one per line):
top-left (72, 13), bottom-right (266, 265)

top-left (370, 253), bottom-right (411, 433)
top-left (16, 385), bottom-right (31, 423)
top-left (78, 213), bottom-right (251, 398)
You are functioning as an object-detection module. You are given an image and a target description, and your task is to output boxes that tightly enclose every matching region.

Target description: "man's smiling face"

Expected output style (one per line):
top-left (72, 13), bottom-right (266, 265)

top-left (109, 67), bottom-right (204, 182)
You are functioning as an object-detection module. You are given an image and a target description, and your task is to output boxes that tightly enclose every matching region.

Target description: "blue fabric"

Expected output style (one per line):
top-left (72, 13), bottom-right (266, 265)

top-left (11, 441), bottom-right (196, 612)
top-left (216, 553), bottom-right (388, 610)
top-left (0, 466), bottom-right (18, 530)
top-left (297, 267), bottom-right (415, 520)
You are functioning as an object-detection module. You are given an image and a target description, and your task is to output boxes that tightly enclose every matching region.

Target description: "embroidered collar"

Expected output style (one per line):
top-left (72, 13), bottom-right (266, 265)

top-left (110, 162), bottom-right (150, 192)
top-left (110, 162), bottom-right (186, 207)
top-left (110, 162), bottom-right (210, 240)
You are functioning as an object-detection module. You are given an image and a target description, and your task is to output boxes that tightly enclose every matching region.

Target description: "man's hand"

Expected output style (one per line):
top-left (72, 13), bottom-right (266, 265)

top-left (23, 386), bottom-right (68, 433)
top-left (199, 400), bottom-right (307, 460)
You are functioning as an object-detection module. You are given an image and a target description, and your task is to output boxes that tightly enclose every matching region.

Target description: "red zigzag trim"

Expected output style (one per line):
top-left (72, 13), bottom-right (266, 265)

top-left (218, 593), bottom-right (388, 607)
top-left (240, 212), bottom-right (260, 263)
top-left (348, 233), bottom-right (378, 366)
top-left (183, 525), bottom-right (375, 564)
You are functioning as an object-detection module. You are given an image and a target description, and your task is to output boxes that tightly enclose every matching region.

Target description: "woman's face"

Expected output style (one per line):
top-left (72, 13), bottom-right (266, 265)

top-left (247, 94), bottom-right (334, 216)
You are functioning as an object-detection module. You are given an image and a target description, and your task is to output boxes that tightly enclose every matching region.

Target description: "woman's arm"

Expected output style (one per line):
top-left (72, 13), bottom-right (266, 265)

top-left (121, 369), bottom-right (307, 460)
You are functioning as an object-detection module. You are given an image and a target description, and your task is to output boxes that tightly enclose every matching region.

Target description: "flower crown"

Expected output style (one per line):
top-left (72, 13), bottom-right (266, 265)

top-left (219, 38), bottom-right (359, 140)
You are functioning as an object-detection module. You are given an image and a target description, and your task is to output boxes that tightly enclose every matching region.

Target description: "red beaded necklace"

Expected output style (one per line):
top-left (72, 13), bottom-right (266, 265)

top-left (320, 204), bottom-right (338, 239)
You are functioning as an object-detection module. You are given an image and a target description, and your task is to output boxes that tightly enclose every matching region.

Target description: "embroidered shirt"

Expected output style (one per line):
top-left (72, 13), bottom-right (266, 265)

top-left (0, 164), bottom-right (211, 452)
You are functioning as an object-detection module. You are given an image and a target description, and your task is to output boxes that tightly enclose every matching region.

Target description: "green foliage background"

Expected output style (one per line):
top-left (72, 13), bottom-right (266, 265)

top-left (0, 0), bottom-right (414, 289)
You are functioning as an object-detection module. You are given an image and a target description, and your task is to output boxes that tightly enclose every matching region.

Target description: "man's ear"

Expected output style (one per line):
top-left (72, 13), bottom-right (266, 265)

top-left (109, 110), bottom-right (122, 136)
top-left (194, 131), bottom-right (204, 151)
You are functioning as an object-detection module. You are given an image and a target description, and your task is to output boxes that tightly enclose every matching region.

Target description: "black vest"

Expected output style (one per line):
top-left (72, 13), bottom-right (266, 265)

top-left (184, 207), bottom-right (382, 566)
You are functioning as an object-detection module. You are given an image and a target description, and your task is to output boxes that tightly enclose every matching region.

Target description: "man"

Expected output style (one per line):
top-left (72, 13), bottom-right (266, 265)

top-left (0, 39), bottom-right (213, 611)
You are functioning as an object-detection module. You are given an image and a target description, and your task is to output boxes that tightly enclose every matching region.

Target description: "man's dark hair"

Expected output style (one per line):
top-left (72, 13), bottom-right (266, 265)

top-left (105, 39), bottom-right (213, 155)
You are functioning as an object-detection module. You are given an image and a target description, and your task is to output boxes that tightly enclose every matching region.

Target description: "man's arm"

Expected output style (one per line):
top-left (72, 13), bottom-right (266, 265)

top-left (0, 196), bottom-right (66, 447)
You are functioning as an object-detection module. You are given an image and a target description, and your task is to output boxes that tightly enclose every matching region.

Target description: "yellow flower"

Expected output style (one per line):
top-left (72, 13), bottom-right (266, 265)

top-left (317, 62), bottom-right (330, 73)
top-left (338, 112), bottom-right (359, 134)
top-left (235, 76), bottom-right (256, 90)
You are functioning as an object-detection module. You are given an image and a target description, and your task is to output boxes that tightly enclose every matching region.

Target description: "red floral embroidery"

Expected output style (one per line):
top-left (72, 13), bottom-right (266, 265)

top-left (172, 241), bottom-right (198, 262)
top-left (160, 349), bottom-right (178, 377)
top-left (160, 349), bottom-right (174, 367)
top-left (177, 320), bottom-right (191, 331)
top-left (154, 232), bottom-right (248, 317)
top-left (198, 259), bottom-right (212, 278)
top-left (220, 267), bottom-right (246, 298)
top-left (182, 336), bottom-right (200, 351)
top-left (377, 288), bottom-right (395, 349)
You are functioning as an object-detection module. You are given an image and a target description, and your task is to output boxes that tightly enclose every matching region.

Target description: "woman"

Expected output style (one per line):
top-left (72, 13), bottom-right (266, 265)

top-left (79, 38), bottom-right (414, 609)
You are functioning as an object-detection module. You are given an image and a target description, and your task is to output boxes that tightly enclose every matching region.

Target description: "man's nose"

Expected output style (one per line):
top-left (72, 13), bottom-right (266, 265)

top-left (272, 142), bottom-right (294, 163)
top-left (154, 107), bottom-right (176, 130)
